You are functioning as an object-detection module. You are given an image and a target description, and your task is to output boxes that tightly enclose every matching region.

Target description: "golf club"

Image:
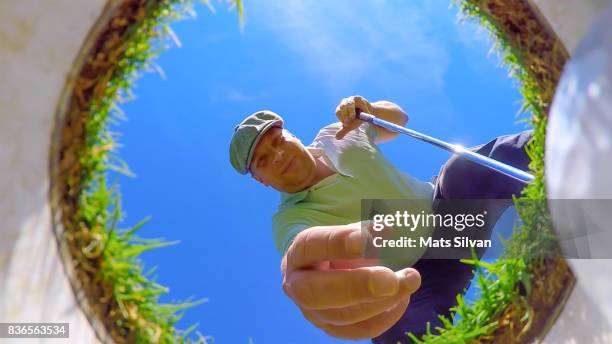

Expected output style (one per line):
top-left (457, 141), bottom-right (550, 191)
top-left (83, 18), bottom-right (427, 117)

top-left (356, 111), bottom-right (535, 184)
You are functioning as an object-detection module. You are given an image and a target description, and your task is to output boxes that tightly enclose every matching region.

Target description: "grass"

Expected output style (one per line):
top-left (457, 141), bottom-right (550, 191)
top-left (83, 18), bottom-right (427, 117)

top-left (70, 0), bottom-right (565, 343)
top-left (407, 1), bottom-right (567, 343)
top-left (70, 0), bottom-right (242, 342)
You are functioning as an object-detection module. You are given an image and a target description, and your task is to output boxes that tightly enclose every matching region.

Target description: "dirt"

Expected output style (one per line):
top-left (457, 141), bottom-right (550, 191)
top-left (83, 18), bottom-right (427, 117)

top-left (478, 0), bottom-right (569, 107)
top-left (465, 0), bottom-right (575, 342)
top-left (51, 0), bottom-right (576, 343)
top-left (52, 1), bottom-right (150, 343)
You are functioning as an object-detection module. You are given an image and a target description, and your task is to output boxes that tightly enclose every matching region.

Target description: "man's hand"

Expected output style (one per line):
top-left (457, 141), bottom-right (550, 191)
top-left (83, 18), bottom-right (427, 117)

top-left (281, 224), bottom-right (421, 340)
top-left (335, 96), bottom-right (409, 143)
top-left (335, 95), bottom-right (374, 140)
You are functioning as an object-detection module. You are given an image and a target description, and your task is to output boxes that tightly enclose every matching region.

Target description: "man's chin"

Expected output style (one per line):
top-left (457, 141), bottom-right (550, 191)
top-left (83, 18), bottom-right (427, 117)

top-left (276, 177), bottom-right (309, 193)
top-left (279, 183), bottom-right (306, 194)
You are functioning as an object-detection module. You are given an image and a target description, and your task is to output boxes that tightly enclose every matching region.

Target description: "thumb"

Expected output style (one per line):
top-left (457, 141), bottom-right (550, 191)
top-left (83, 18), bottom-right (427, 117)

top-left (335, 126), bottom-right (352, 140)
top-left (395, 267), bottom-right (422, 295)
top-left (335, 122), bottom-right (361, 140)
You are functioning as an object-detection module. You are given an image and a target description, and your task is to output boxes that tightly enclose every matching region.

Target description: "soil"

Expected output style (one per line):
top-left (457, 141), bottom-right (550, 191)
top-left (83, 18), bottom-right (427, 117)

top-left (50, 0), bottom-right (576, 343)
top-left (51, 1), bottom-right (151, 343)
top-left (465, 0), bottom-right (575, 342)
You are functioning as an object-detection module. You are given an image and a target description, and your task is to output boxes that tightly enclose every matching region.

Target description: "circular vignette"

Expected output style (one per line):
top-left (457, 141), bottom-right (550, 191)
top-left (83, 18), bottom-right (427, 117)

top-left (47, 0), bottom-right (576, 343)
top-left (49, 0), bottom-right (187, 343)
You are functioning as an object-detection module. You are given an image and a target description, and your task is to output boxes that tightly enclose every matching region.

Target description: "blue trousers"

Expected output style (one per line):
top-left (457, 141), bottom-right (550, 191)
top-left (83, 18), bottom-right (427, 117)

top-left (372, 131), bottom-right (533, 344)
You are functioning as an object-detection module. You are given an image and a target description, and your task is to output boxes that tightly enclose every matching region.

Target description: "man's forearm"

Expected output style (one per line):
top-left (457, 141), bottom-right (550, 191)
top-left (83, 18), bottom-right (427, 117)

top-left (370, 101), bottom-right (409, 143)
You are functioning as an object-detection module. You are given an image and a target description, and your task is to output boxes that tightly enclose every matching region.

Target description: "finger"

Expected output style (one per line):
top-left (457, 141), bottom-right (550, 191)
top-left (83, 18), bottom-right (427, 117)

top-left (342, 103), bottom-right (352, 126)
top-left (285, 225), bottom-right (363, 271)
top-left (354, 95), bottom-right (372, 113)
top-left (305, 268), bottom-right (420, 326)
top-left (287, 266), bottom-right (398, 309)
top-left (335, 120), bottom-right (362, 140)
top-left (335, 126), bottom-right (352, 140)
top-left (335, 105), bottom-right (347, 125)
top-left (310, 295), bottom-right (409, 327)
top-left (328, 258), bottom-right (380, 269)
top-left (285, 267), bottom-right (420, 310)
top-left (348, 101), bottom-right (356, 122)
top-left (320, 297), bottom-right (410, 340)
top-left (353, 95), bottom-right (362, 107)
top-left (338, 98), bottom-right (352, 120)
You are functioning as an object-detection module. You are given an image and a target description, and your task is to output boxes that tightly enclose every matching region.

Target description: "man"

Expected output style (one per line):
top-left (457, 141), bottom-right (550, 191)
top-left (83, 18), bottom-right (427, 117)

top-left (229, 96), bottom-right (531, 343)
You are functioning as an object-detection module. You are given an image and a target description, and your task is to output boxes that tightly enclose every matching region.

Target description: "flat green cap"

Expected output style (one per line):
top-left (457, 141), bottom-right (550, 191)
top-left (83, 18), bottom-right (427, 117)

top-left (229, 110), bottom-right (284, 174)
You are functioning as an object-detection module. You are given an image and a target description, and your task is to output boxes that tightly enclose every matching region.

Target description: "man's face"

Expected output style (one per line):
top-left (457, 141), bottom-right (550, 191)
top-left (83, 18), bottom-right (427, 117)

top-left (250, 126), bottom-right (316, 193)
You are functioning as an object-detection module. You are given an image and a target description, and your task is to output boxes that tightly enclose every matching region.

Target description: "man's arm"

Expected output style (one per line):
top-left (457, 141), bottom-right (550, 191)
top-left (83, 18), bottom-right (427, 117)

top-left (335, 95), bottom-right (408, 144)
top-left (369, 100), bottom-right (409, 144)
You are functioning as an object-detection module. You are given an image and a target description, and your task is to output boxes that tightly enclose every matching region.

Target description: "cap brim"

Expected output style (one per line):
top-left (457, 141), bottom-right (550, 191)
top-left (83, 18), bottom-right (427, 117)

top-left (245, 119), bottom-right (283, 173)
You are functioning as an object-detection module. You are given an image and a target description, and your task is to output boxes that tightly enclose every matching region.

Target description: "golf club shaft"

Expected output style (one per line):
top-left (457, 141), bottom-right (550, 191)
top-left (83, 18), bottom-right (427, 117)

top-left (356, 111), bottom-right (535, 184)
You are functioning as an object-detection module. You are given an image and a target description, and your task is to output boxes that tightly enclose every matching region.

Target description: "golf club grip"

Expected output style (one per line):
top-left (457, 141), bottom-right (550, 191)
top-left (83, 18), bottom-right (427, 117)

top-left (356, 109), bottom-right (374, 122)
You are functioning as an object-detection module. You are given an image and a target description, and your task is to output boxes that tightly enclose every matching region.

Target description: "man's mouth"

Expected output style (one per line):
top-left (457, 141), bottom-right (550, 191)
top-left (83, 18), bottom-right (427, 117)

top-left (281, 156), bottom-right (295, 175)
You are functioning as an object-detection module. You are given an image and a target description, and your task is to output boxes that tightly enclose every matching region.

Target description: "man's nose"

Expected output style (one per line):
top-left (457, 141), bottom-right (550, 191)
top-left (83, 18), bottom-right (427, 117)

top-left (272, 149), bottom-right (284, 164)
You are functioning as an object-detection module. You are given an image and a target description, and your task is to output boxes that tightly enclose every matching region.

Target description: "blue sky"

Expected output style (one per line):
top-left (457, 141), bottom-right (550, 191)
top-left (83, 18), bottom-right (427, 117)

top-left (114, 1), bottom-right (530, 343)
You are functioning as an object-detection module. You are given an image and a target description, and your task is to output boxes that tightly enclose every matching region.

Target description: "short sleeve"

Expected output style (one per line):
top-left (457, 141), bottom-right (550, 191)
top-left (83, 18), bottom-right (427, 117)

top-left (272, 208), bottom-right (313, 255)
top-left (274, 223), bottom-right (310, 255)
top-left (361, 122), bottom-right (378, 143)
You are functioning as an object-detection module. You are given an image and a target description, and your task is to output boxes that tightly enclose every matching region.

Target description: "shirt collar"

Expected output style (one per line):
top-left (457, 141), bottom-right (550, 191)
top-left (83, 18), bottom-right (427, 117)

top-left (278, 147), bottom-right (330, 209)
top-left (279, 189), bottom-right (308, 209)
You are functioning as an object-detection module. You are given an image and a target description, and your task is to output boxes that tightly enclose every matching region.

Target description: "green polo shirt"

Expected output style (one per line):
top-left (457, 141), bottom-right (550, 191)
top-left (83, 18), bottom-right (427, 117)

top-left (272, 122), bottom-right (434, 257)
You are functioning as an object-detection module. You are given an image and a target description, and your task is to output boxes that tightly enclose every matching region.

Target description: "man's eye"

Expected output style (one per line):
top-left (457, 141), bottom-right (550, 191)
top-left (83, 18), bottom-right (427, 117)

top-left (258, 156), bottom-right (268, 167)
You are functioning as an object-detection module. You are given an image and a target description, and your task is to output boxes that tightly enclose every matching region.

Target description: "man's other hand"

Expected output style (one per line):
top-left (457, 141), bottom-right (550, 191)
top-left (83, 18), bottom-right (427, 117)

top-left (335, 95), bottom-right (373, 140)
top-left (281, 224), bottom-right (421, 340)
